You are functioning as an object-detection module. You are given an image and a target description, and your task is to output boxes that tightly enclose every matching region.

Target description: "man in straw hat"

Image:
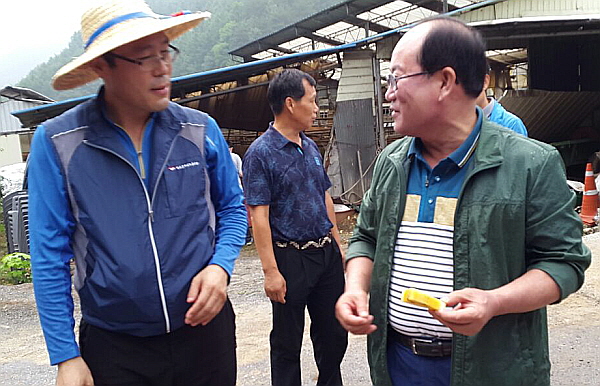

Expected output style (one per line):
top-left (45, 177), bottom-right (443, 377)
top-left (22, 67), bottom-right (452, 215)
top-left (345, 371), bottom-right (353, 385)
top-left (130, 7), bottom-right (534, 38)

top-left (27, 1), bottom-right (246, 385)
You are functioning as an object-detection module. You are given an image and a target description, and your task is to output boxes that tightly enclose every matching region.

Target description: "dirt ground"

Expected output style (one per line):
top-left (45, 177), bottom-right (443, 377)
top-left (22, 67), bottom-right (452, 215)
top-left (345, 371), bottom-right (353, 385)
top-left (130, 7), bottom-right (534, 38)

top-left (1, 221), bottom-right (599, 385)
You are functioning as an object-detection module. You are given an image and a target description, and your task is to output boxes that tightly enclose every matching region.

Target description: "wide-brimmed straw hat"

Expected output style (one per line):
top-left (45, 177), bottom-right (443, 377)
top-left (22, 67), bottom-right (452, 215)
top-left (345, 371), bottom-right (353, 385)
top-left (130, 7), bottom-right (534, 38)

top-left (52, 0), bottom-right (210, 90)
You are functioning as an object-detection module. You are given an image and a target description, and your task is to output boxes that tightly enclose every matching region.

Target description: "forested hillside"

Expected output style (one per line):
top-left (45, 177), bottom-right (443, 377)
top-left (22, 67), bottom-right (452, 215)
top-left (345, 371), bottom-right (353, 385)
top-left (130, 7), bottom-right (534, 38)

top-left (17, 0), bottom-right (341, 101)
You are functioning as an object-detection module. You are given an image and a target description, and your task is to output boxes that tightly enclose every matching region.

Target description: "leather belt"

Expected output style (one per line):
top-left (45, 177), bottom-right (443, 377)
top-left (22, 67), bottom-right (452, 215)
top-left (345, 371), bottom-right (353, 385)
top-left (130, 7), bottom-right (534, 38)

top-left (388, 327), bottom-right (452, 357)
top-left (274, 234), bottom-right (332, 250)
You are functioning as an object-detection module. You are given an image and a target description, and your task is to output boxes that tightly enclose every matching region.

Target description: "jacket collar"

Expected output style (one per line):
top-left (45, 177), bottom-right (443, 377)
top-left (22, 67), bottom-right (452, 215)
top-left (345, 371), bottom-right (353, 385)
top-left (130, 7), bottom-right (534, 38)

top-left (386, 109), bottom-right (504, 172)
top-left (82, 87), bottom-right (180, 149)
top-left (408, 107), bottom-right (483, 169)
top-left (472, 118), bottom-right (504, 169)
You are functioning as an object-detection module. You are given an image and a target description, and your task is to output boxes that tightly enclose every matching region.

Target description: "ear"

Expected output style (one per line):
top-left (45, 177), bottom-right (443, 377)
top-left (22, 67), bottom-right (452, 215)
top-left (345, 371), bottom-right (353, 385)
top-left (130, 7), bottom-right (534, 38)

top-left (88, 57), bottom-right (109, 78)
top-left (438, 66), bottom-right (457, 102)
top-left (283, 96), bottom-right (295, 114)
top-left (483, 74), bottom-right (491, 90)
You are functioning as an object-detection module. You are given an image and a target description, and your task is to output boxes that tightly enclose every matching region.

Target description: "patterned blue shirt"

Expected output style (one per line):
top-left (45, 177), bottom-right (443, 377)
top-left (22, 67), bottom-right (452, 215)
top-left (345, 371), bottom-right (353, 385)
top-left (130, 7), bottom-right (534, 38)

top-left (243, 124), bottom-right (333, 242)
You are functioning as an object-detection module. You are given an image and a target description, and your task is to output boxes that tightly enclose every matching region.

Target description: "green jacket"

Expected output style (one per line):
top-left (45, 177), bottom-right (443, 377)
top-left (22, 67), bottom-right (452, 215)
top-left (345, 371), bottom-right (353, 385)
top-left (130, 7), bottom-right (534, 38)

top-left (347, 120), bottom-right (591, 386)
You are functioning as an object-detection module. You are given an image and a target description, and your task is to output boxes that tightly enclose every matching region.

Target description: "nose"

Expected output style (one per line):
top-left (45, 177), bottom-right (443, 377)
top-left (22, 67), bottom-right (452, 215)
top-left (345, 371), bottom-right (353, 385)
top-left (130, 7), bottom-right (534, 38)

top-left (152, 58), bottom-right (171, 76)
top-left (385, 84), bottom-right (396, 102)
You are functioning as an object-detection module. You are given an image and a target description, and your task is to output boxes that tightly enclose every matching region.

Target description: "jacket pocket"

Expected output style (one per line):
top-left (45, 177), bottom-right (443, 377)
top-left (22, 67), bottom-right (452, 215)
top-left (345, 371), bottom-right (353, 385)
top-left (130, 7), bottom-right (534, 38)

top-left (163, 157), bottom-right (206, 218)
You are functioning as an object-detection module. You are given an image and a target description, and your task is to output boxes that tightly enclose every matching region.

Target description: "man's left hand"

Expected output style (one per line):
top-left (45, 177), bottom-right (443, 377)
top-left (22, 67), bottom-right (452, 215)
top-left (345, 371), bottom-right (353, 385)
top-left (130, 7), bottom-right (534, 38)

top-left (185, 264), bottom-right (229, 326)
top-left (430, 288), bottom-right (500, 336)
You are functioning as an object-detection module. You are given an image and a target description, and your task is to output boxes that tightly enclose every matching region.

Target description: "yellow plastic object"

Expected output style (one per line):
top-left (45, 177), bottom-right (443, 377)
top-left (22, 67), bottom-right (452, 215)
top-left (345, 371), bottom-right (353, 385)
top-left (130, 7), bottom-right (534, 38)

top-left (402, 288), bottom-right (446, 311)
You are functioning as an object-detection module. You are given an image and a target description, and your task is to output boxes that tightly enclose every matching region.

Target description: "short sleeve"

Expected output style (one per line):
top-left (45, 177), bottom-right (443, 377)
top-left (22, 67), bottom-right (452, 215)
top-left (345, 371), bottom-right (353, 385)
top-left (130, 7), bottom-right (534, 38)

top-left (242, 148), bottom-right (272, 206)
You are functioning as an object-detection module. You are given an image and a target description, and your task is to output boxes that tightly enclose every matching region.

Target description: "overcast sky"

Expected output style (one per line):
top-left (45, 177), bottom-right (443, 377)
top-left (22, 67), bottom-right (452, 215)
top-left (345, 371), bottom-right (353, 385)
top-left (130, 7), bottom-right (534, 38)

top-left (0, 0), bottom-right (90, 87)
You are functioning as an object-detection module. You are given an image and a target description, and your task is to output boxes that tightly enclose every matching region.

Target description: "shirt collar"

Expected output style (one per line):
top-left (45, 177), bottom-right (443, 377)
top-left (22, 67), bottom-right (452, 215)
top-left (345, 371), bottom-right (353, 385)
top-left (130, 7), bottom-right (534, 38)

top-left (408, 106), bottom-right (483, 168)
top-left (483, 97), bottom-right (495, 118)
top-left (267, 122), bottom-right (307, 150)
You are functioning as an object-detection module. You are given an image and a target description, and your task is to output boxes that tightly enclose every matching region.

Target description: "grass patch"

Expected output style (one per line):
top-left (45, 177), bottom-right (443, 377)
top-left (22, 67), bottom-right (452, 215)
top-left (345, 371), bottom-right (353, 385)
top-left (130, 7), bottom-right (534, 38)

top-left (0, 202), bottom-right (29, 285)
top-left (0, 252), bottom-right (31, 285)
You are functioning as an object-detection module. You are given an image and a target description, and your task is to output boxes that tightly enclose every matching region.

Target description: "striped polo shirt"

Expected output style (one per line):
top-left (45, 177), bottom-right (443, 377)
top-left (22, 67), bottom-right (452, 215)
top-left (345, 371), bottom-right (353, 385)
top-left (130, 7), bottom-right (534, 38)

top-left (388, 108), bottom-right (483, 339)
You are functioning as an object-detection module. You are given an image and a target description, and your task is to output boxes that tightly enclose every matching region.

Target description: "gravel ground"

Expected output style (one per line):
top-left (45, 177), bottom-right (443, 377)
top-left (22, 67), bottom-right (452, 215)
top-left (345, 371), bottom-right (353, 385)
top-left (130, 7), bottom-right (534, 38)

top-left (1, 230), bottom-right (599, 386)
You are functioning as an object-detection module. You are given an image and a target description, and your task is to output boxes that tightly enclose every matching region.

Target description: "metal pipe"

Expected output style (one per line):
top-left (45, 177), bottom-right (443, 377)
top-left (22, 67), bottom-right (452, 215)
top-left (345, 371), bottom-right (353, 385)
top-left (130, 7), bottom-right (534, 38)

top-left (373, 57), bottom-right (386, 151)
top-left (357, 150), bottom-right (366, 196)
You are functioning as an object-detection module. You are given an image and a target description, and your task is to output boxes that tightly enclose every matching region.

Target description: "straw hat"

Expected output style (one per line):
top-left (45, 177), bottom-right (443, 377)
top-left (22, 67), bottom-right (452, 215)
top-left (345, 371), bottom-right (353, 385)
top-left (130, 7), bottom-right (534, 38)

top-left (52, 0), bottom-right (210, 90)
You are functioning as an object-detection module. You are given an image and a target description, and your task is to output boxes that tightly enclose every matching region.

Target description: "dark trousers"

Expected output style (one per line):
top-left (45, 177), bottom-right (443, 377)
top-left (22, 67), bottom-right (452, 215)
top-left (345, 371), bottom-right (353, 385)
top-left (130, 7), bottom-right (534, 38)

top-left (270, 240), bottom-right (348, 386)
top-left (80, 298), bottom-right (236, 386)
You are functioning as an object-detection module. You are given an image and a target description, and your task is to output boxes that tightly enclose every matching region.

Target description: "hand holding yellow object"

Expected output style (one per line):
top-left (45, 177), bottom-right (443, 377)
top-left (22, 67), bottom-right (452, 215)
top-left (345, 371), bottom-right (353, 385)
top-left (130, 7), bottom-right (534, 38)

top-left (402, 288), bottom-right (446, 311)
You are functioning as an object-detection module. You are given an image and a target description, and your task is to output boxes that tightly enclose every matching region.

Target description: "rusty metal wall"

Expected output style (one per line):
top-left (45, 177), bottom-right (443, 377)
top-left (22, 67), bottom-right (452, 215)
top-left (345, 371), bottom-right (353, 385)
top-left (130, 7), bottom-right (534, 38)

top-left (332, 98), bottom-right (377, 203)
top-left (500, 89), bottom-right (600, 143)
top-left (183, 84), bottom-right (273, 131)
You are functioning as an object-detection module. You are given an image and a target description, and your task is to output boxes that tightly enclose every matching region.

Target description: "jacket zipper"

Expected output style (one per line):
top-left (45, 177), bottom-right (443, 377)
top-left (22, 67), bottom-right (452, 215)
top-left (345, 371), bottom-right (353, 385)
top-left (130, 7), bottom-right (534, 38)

top-left (150, 133), bottom-right (179, 210)
top-left (83, 140), bottom-right (171, 333)
top-left (137, 150), bottom-right (146, 181)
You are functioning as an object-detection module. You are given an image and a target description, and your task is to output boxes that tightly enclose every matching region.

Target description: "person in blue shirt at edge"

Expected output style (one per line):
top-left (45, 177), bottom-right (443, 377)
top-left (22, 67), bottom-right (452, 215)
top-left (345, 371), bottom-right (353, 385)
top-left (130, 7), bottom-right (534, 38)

top-left (335, 16), bottom-right (590, 386)
top-left (475, 65), bottom-right (528, 136)
top-left (243, 69), bottom-right (348, 386)
top-left (27, 1), bottom-right (246, 385)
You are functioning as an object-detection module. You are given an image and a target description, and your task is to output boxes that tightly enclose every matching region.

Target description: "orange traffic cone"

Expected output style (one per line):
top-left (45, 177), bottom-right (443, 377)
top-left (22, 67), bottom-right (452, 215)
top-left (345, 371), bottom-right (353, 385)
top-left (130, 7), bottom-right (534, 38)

top-left (580, 162), bottom-right (598, 225)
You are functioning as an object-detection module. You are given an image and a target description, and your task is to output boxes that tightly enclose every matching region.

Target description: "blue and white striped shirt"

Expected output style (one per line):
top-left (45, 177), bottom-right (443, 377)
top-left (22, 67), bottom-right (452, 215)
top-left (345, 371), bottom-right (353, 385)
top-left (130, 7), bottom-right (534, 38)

top-left (389, 108), bottom-right (483, 339)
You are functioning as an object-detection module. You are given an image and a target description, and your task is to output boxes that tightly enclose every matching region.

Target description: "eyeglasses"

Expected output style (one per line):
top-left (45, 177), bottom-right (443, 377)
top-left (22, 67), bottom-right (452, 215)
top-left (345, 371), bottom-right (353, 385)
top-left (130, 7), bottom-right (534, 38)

top-left (386, 71), bottom-right (431, 91)
top-left (106, 45), bottom-right (180, 71)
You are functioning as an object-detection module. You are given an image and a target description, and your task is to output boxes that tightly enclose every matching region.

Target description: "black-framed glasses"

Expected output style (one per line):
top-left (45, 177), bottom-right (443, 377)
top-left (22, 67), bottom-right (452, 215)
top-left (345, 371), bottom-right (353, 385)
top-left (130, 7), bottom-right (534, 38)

top-left (386, 71), bottom-right (431, 91)
top-left (107, 44), bottom-right (180, 71)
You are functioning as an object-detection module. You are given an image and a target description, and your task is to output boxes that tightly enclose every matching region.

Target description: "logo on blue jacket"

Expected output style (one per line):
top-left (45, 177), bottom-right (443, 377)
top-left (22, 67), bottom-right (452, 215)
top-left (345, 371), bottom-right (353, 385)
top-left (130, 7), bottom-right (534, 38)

top-left (314, 157), bottom-right (321, 166)
top-left (167, 161), bottom-right (200, 171)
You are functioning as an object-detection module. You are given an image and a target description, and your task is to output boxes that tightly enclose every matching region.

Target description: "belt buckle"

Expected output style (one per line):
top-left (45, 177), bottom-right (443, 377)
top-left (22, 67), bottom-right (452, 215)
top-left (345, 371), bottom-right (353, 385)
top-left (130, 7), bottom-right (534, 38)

top-left (411, 338), bottom-right (444, 356)
top-left (410, 337), bottom-right (434, 356)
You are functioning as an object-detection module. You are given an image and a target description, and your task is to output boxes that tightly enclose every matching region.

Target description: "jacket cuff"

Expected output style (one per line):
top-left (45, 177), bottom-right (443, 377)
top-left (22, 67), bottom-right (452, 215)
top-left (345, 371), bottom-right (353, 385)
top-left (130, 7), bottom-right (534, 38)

top-left (346, 240), bottom-right (376, 262)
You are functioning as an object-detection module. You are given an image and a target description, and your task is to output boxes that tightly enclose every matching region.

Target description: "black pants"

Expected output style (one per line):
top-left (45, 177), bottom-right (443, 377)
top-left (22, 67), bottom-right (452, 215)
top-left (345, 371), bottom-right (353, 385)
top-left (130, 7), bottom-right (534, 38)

top-left (270, 240), bottom-right (348, 386)
top-left (80, 298), bottom-right (236, 386)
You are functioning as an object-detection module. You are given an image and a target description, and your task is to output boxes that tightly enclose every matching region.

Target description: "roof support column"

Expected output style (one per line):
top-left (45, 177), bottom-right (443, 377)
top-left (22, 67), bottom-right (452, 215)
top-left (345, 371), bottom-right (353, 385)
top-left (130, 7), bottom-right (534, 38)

top-left (373, 57), bottom-right (385, 150)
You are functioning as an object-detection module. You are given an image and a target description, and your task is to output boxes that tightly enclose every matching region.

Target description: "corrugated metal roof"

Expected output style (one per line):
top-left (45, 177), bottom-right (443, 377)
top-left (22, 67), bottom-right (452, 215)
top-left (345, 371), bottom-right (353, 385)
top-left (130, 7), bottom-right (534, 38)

top-left (462, 13), bottom-right (600, 50)
top-left (499, 89), bottom-right (600, 143)
top-left (459, 0), bottom-right (600, 22)
top-left (0, 86), bottom-right (54, 103)
top-left (0, 100), bottom-right (43, 134)
top-left (229, 0), bottom-right (490, 60)
top-left (230, 0), bottom-right (397, 60)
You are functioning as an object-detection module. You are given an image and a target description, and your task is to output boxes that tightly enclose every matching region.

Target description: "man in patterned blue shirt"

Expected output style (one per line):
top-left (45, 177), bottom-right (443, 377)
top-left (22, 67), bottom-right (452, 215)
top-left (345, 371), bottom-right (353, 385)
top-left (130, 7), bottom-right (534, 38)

top-left (243, 69), bottom-right (348, 386)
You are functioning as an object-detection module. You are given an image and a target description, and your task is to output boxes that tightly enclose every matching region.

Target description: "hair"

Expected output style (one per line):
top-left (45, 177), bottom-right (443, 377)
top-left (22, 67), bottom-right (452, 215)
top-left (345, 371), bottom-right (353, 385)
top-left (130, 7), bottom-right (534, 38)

top-left (416, 17), bottom-right (487, 99)
top-left (267, 69), bottom-right (316, 115)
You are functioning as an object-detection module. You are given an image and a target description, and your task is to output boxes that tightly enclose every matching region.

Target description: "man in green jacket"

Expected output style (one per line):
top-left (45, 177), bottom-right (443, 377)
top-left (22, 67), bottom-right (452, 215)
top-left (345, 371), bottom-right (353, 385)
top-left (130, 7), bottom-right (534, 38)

top-left (335, 17), bottom-right (591, 386)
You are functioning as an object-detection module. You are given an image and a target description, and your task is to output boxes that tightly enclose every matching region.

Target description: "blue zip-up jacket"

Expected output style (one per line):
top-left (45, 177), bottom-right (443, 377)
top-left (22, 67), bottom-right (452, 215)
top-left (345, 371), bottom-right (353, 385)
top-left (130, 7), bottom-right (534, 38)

top-left (28, 93), bottom-right (247, 365)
